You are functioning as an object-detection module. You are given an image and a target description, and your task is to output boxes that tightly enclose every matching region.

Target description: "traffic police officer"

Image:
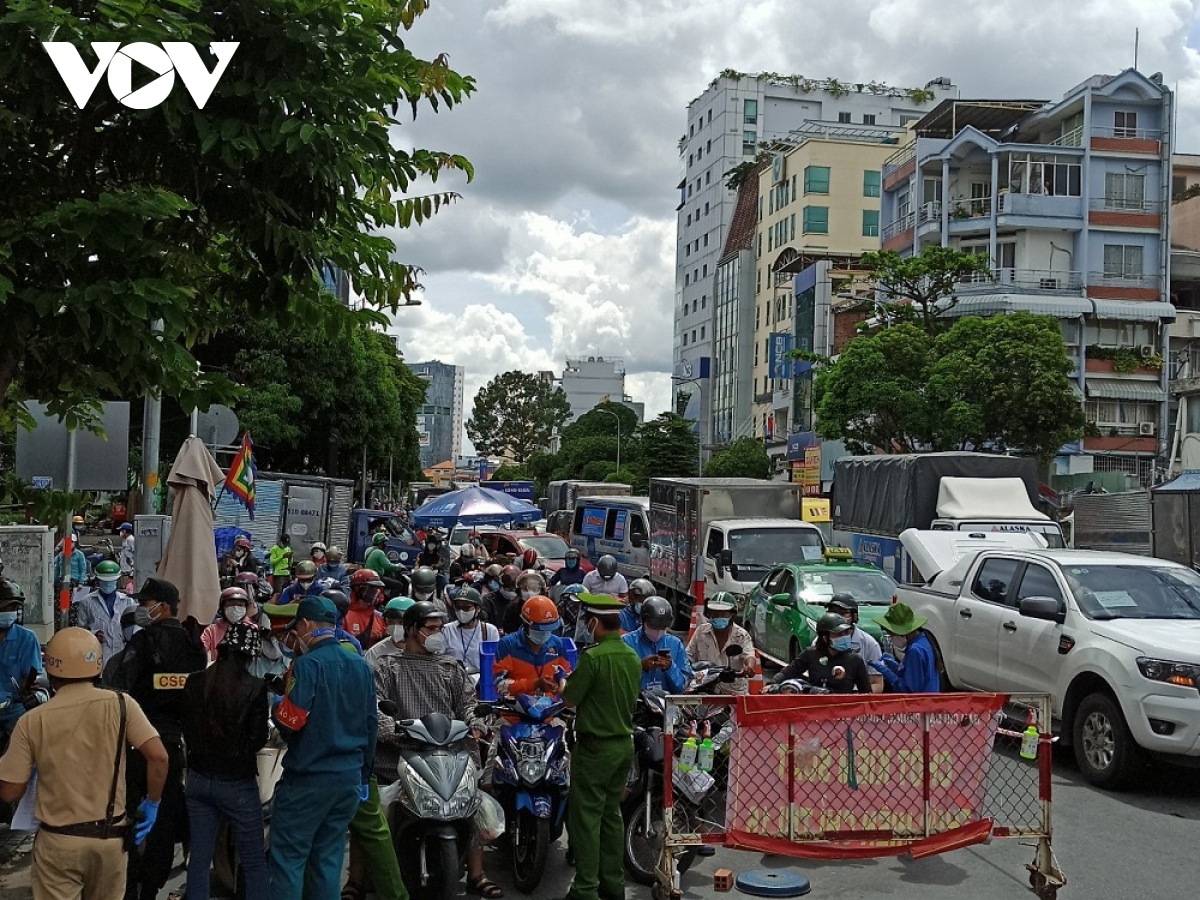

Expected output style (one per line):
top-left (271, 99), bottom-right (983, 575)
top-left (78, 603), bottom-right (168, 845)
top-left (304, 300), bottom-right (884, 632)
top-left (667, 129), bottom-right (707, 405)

top-left (108, 577), bottom-right (207, 900)
top-left (0, 628), bottom-right (169, 900)
top-left (561, 594), bottom-right (641, 900)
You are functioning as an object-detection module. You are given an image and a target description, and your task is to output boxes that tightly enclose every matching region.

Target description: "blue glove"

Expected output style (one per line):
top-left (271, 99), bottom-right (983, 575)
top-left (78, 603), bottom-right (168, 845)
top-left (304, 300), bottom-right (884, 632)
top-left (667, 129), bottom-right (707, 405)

top-left (134, 798), bottom-right (160, 845)
top-left (359, 783), bottom-right (371, 803)
top-left (878, 654), bottom-right (899, 670)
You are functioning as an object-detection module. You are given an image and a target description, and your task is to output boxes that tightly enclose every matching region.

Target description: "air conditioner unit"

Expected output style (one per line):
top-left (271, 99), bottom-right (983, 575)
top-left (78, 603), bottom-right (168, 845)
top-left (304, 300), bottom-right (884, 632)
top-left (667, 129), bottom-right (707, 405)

top-left (1138, 345), bottom-right (1156, 358)
top-left (1139, 422), bottom-right (1156, 436)
top-left (1039, 277), bottom-right (1060, 289)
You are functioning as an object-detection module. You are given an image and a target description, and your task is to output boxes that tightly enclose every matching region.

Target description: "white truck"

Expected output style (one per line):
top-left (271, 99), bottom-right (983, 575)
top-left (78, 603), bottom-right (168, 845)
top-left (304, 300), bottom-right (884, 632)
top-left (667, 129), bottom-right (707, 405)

top-left (896, 528), bottom-right (1200, 789)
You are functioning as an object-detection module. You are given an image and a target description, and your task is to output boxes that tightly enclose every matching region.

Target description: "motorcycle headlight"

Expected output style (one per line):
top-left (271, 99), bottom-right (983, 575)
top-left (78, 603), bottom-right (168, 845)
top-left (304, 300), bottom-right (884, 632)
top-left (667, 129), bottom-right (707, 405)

top-left (400, 765), bottom-right (448, 819)
top-left (445, 761), bottom-right (481, 819)
top-left (517, 739), bottom-right (547, 785)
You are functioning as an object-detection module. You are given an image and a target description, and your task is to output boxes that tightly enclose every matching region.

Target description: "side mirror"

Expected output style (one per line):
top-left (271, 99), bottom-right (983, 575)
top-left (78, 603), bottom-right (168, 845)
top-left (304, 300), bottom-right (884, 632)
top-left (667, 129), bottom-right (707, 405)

top-left (631, 533), bottom-right (647, 548)
top-left (724, 643), bottom-right (744, 659)
top-left (1019, 596), bottom-right (1064, 624)
top-left (770, 593), bottom-right (792, 607)
top-left (378, 699), bottom-right (399, 718)
top-left (718, 549), bottom-right (733, 569)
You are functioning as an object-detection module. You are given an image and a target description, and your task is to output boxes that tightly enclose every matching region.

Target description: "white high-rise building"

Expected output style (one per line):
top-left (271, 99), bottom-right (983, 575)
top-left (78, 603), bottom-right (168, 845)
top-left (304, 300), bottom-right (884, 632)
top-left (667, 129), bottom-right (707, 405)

top-left (673, 72), bottom-right (957, 459)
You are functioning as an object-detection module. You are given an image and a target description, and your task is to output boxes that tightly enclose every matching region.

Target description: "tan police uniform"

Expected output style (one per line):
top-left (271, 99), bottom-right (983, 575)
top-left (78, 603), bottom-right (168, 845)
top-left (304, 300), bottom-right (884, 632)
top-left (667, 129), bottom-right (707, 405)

top-left (0, 682), bottom-right (158, 900)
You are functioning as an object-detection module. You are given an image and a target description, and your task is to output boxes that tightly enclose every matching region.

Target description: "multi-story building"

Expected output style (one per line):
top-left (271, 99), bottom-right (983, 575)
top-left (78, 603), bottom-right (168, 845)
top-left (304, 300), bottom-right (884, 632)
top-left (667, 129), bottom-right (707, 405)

top-left (675, 72), bottom-right (956, 464)
top-left (560, 356), bottom-right (640, 423)
top-left (411, 360), bottom-right (465, 469)
top-left (879, 69), bottom-right (1174, 482)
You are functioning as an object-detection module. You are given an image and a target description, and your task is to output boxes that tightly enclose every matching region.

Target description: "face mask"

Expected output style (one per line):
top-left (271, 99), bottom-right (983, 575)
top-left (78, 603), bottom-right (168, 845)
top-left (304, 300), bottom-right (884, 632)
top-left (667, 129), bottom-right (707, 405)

top-left (644, 626), bottom-right (666, 642)
top-left (390, 624), bottom-right (405, 643)
top-left (520, 589), bottom-right (537, 601)
top-left (0, 611), bottom-right (18, 629)
top-left (456, 608), bottom-right (477, 624)
top-left (134, 606), bottom-right (154, 628)
top-left (526, 629), bottom-right (551, 648)
top-left (122, 625), bottom-right (139, 642)
top-left (565, 559), bottom-right (577, 569)
top-left (224, 606), bottom-right (247, 624)
top-left (500, 588), bottom-right (517, 601)
top-left (98, 580), bottom-right (117, 596)
top-left (235, 549), bottom-right (246, 559)
top-left (489, 581), bottom-right (500, 592)
top-left (312, 552), bottom-right (325, 562)
top-left (710, 617), bottom-right (731, 631)
top-left (414, 589), bottom-right (433, 602)
top-left (832, 635), bottom-right (853, 652)
top-left (423, 631), bottom-right (446, 655)
top-left (634, 602), bottom-right (643, 614)
top-left (891, 635), bottom-right (908, 651)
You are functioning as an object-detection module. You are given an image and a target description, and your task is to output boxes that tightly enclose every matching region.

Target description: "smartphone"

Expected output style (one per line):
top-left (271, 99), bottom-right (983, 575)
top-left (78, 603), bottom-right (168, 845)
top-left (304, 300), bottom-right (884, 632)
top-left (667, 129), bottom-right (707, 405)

top-left (657, 649), bottom-right (672, 660)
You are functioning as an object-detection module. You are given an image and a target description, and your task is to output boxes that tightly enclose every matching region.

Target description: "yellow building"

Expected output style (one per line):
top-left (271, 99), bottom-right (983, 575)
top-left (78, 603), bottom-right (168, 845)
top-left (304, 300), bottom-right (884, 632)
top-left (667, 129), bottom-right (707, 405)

top-left (749, 131), bottom-right (900, 446)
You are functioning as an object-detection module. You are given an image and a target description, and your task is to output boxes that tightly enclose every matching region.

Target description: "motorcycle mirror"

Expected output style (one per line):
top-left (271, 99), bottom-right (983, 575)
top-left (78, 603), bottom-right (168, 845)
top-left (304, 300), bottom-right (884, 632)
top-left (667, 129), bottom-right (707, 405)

top-left (378, 699), bottom-right (399, 718)
top-left (724, 644), bottom-right (743, 658)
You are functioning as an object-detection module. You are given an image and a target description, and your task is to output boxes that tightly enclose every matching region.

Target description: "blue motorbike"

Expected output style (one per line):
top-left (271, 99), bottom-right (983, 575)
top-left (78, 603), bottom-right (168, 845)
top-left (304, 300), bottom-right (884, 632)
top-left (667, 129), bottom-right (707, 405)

top-left (487, 693), bottom-right (571, 894)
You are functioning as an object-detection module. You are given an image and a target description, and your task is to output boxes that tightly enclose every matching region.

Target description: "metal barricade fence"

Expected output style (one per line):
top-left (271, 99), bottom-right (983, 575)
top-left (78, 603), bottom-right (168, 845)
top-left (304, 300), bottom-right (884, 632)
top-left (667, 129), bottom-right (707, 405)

top-left (658, 692), bottom-right (1065, 900)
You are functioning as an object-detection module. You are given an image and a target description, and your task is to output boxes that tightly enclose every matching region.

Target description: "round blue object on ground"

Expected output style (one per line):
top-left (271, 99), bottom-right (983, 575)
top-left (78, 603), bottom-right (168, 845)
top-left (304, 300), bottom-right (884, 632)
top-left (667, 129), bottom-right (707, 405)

top-left (735, 870), bottom-right (811, 897)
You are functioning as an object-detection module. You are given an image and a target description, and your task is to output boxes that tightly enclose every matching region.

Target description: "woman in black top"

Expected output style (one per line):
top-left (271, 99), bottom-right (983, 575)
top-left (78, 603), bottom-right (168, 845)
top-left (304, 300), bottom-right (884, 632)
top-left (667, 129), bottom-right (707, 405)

top-left (183, 623), bottom-right (270, 900)
top-left (776, 613), bottom-right (873, 694)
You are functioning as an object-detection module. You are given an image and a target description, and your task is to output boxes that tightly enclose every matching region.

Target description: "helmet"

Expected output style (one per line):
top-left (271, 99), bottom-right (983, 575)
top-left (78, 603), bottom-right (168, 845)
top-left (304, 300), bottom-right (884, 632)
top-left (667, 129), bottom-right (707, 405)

top-left (310, 541), bottom-right (327, 555)
top-left (816, 612), bottom-right (852, 636)
top-left (326, 546), bottom-right (344, 563)
top-left (517, 570), bottom-right (546, 594)
top-left (403, 599), bottom-right (448, 631)
top-left (640, 596), bottom-right (674, 629)
top-left (372, 531), bottom-right (388, 547)
top-left (597, 555), bottom-right (618, 578)
top-left (564, 548), bottom-right (581, 562)
top-left (522, 548), bottom-right (539, 569)
top-left (707, 591), bottom-right (738, 614)
top-left (220, 586), bottom-right (250, 607)
top-left (628, 578), bottom-right (655, 601)
top-left (119, 522), bottom-right (134, 533)
top-left (72, 515), bottom-right (85, 526)
top-left (455, 586), bottom-right (483, 607)
top-left (294, 560), bottom-right (317, 579)
top-left (484, 564), bottom-right (504, 582)
top-left (321, 589), bottom-right (351, 616)
top-left (562, 583), bottom-right (585, 597)
top-left (234, 536), bottom-right (252, 550)
top-left (521, 596), bottom-right (561, 632)
top-left (828, 594), bottom-right (858, 615)
top-left (234, 571), bottom-right (260, 587)
top-left (0, 579), bottom-right (25, 605)
top-left (44, 627), bottom-right (102, 679)
top-left (351, 568), bottom-right (385, 588)
top-left (411, 567), bottom-right (438, 595)
top-left (500, 565), bottom-right (522, 589)
top-left (383, 596), bottom-right (415, 619)
top-left (426, 531), bottom-right (443, 545)
top-left (459, 544), bottom-right (477, 562)
top-left (94, 560), bottom-right (121, 583)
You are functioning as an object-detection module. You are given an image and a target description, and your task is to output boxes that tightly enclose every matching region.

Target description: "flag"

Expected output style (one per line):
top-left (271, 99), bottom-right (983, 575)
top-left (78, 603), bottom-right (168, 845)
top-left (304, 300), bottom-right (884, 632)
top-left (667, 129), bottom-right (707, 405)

top-left (224, 432), bottom-right (257, 519)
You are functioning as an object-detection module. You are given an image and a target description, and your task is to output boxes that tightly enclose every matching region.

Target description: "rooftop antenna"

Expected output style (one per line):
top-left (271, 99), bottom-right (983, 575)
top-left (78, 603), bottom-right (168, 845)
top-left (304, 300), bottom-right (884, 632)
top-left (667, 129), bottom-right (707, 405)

top-left (1134, 27), bottom-right (1140, 70)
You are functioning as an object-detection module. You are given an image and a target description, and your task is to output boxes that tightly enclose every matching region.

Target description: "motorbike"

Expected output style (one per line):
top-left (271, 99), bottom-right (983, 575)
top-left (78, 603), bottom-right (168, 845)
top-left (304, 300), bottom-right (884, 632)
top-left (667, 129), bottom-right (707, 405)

top-left (484, 694), bottom-right (571, 894)
top-left (622, 645), bottom-right (742, 886)
top-left (379, 700), bottom-right (483, 900)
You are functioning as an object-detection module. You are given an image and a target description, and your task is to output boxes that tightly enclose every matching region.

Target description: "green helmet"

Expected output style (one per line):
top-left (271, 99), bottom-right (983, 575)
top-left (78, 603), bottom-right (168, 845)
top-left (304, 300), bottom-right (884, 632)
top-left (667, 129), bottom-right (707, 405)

top-left (372, 531), bottom-right (388, 547)
top-left (411, 567), bottom-right (438, 595)
top-left (454, 586), bottom-right (483, 607)
top-left (95, 560), bottom-right (121, 582)
top-left (383, 596), bottom-right (415, 619)
top-left (707, 591), bottom-right (738, 614)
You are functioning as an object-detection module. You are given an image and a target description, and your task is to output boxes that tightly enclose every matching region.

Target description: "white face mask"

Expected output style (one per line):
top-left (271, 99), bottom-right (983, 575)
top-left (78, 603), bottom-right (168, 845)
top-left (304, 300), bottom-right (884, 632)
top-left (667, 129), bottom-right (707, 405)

top-left (390, 624), bottom-right (405, 644)
top-left (224, 606), bottom-right (247, 624)
top-left (423, 631), bottom-right (446, 655)
top-left (456, 608), bottom-right (477, 624)
top-left (520, 589), bottom-right (537, 601)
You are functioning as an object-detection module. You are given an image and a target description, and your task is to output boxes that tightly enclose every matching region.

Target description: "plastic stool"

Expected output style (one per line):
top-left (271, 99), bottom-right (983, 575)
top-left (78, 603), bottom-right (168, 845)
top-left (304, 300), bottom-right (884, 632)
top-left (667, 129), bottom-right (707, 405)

top-left (734, 870), bottom-right (812, 897)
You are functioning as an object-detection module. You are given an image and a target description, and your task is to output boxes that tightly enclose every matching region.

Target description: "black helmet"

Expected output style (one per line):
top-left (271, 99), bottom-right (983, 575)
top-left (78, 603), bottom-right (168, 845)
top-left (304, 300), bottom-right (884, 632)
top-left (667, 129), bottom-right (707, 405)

top-left (816, 612), bottom-right (852, 636)
top-left (455, 586), bottom-right (483, 607)
top-left (565, 548), bottom-right (581, 561)
top-left (0, 578), bottom-right (23, 607)
top-left (597, 555), bottom-right (618, 578)
top-left (403, 599), bottom-right (448, 631)
top-left (640, 596), bottom-right (673, 628)
top-left (828, 593), bottom-right (858, 614)
top-left (628, 578), bottom-right (655, 601)
top-left (321, 589), bottom-right (351, 616)
top-left (411, 567), bottom-right (438, 594)
top-left (426, 531), bottom-right (443, 545)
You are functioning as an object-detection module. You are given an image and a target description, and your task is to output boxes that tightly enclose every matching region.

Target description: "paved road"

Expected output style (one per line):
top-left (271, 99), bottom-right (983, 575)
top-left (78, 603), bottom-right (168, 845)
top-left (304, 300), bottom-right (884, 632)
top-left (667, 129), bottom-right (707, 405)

top-left (3, 747), bottom-right (1198, 899)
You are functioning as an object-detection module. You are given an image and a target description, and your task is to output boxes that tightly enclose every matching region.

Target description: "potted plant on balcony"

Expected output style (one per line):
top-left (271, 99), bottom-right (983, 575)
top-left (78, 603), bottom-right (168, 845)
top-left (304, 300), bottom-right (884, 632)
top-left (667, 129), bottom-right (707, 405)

top-left (952, 203), bottom-right (970, 219)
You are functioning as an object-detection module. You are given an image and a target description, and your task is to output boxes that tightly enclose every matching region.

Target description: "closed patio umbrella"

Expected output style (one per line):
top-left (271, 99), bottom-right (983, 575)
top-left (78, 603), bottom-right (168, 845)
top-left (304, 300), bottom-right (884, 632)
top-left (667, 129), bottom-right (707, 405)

top-left (156, 436), bottom-right (225, 626)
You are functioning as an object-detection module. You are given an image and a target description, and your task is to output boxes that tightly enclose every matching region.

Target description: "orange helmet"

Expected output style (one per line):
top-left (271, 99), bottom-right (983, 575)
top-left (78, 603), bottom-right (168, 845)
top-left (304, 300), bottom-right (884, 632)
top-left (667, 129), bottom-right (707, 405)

top-left (521, 596), bottom-right (560, 632)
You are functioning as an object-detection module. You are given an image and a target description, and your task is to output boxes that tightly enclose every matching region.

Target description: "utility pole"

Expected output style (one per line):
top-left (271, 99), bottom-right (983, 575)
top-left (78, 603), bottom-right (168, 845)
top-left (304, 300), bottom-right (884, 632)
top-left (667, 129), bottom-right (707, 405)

top-left (141, 320), bottom-right (164, 514)
top-left (596, 406), bottom-right (622, 472)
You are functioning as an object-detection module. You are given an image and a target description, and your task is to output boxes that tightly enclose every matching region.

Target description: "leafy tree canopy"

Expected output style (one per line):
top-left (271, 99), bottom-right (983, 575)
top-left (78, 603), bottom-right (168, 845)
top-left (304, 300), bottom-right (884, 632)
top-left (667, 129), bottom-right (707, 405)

top-left (560, 402), bottom-right (639, 445)
top-left (703, 437), bottom-right (771, 479)
top-left (0, 0), bottom-right (472, 430)
top-left (466, 371), bottom-right (572, 463)
top-left (631, 413), bottom-right (700, 480)
top-left (856, 247), bottom-right (991, 335)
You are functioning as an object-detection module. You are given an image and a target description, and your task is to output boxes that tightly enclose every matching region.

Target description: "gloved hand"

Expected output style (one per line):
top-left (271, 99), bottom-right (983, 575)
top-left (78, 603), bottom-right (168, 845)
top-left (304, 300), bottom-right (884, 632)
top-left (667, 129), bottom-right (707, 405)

top-left (877, 654), bottom-right (899, 670)
top-left (21, 688), bottom-right (48, 712)
top-left (359, 783), bottom-right (371, 803)
top-left (134, 798), bottom-right (160, 845)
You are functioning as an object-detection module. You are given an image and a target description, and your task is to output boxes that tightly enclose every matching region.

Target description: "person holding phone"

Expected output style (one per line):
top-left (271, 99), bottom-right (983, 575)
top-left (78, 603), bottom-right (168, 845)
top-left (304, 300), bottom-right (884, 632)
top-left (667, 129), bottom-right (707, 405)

top-left (621, 596), bottom-right (692, 693)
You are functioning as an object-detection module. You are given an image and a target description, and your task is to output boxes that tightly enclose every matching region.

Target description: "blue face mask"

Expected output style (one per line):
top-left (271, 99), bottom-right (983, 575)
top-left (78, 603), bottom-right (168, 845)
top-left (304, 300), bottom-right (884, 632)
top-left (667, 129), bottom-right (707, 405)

top-left (710, 617), bottom-right (731, 631)
top-left (98, 580), bottom-right (117, 595)
top-left (832, 635), bottom-right (853, 653)
top-left (565, 559), bottom-right (578, 569)
top-left (0, 611), bottom-right (19, 629)
top-left (489, 581), bottom-right (500, 592)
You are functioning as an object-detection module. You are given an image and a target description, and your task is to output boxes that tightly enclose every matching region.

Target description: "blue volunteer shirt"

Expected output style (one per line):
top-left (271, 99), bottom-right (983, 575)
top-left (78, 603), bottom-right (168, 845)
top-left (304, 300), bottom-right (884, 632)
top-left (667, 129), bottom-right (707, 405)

top-left (622, 627), bottom-right (693, 693)
top-left (0, 625), bottom-right (44, 725)
top-left (871, 631), bottom-right (940, 693)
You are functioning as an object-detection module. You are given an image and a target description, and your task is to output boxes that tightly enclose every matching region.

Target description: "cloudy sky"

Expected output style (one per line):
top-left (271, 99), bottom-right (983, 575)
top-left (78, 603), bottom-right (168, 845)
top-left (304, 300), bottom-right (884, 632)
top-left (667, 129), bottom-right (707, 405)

top-left (389, 0), bottom-right (1200, 451)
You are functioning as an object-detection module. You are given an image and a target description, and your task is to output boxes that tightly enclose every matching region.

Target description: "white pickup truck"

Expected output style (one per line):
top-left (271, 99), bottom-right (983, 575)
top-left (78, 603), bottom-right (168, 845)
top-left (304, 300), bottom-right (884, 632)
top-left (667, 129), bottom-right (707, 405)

top-left (896, 529), bottom-right (1200, 789)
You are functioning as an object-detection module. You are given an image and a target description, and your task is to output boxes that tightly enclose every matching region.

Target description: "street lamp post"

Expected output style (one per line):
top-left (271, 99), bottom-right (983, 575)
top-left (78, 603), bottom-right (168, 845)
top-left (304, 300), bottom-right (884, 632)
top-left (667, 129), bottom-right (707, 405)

top-left (672, 376), bottom-right (704, 476)
top-left (596, 406), bottom-right (621, 473)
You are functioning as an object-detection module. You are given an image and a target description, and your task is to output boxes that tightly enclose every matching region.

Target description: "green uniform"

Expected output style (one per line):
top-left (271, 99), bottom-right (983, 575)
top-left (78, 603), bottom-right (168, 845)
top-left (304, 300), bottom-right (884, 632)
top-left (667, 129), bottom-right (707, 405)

top-left (269, 543), bottom-right (293, 577)
top-left (562, 629), bottom-right (641, 900)
top-left (364, 546), bottom-right (404, 577)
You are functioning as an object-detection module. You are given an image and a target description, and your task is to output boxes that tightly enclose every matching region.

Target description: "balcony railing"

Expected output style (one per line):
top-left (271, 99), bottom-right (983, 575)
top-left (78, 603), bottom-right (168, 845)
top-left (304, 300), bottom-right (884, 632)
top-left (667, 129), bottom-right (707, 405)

top-left (882, 144), bottom-right (915, 179)
top-left (918, 201), bottom-right (941, 225)
top-left (1048, 126), bottom-right (1085, 147)
top-left (881, 211), bottom-right (915, 240)
top-left (1088, 196), bottom-right (1165, 214)
top-left (1091, 125), bottom-right (1162, 141)
top-left (948, 196), bottom-right (993, 218)
top-left (1090, 272), bottom-right (1161, 291)
top-left (957, 268), bottom-right (1084, 293)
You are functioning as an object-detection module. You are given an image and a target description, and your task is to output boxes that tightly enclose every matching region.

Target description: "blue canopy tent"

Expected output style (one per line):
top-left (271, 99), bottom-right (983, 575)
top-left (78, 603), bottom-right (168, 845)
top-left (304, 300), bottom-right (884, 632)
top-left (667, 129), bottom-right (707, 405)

top-left (411, 485), bottom-right (541, 529)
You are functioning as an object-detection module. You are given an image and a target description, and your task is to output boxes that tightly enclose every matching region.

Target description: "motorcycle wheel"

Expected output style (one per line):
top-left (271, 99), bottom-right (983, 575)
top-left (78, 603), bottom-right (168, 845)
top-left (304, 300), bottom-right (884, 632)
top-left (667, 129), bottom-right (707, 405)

top-left (428, 836), bottom-right (461, 900)
top-left (622, 795), bottom-right (664, 886)
top-left (511, 810), bottom-right (551, 894)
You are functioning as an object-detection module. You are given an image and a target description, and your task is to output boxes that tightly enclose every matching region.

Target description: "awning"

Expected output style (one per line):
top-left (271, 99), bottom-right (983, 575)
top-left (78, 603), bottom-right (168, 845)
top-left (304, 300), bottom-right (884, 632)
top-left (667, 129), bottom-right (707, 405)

top-left (1085, 379), bottom-right (1166, 401)
top-left (1090, 299), bottom-right (1176, 321)
top-left (944, 294), bottom-right (1092, 317)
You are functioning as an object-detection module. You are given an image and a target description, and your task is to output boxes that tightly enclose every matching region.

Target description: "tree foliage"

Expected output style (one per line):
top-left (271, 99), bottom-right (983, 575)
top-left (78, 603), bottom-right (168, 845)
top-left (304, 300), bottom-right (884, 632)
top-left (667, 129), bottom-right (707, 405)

top-left (703, 437), bottom-right (771, 479)
top-left (0, 0), bottom-right (473, 429)
top-left (815, 314), bottom-right (1085, 459)
top-left (466, 371), bottom-right (572, 463)
top-left (631, 413), bottom-right (700, 480)
top-left (857, 247), bottom-right (991, 335)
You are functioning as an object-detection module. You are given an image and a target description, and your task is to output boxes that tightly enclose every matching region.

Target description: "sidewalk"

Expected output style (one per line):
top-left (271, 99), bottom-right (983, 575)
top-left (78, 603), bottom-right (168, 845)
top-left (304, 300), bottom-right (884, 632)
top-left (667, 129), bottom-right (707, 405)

top-left (0, 829), bottom-right (35, 899)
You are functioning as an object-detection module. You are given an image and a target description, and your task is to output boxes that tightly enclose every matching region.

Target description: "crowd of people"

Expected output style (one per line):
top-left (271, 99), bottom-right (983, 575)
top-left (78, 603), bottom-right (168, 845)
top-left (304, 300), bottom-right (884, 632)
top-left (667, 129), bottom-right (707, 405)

top-left (0, 527), bottom-right (940, 900)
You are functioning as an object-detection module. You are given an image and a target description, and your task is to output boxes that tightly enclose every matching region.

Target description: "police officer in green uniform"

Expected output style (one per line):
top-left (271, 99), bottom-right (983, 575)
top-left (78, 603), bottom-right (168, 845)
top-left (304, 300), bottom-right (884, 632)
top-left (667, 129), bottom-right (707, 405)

top-left (560, 593), bottom-right (641, 900)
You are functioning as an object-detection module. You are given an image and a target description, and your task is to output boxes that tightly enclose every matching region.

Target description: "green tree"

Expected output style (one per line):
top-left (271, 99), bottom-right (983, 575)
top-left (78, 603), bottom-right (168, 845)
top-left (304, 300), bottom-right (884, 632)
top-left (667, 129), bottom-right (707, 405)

top-left (561, 402), bottom-right (639, 446)
top-left (857, 247), bottom-right (991, 335)
top-left (466, 371), bottom-right (572, 463)
top-left (487, 464), bottom-right (532, 483)
top-left (703, 437), bottom-right (771, 478)
top-left (0, 0), bottom-right (472, 429)
top-left (631, 413), bottom-right (700, 478)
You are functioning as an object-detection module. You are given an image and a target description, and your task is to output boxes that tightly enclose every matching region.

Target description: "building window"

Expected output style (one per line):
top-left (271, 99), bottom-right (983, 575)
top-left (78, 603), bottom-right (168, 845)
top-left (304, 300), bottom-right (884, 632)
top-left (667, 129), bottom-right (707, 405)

top-left (759, 197), bottom-right (764, 221)
top-left (744, 99), bottom-right (758, 125)
top-left (862, 209), bottom-right (880, 237)
top-left (687, 184), bottom-right (693, 198)
top-left (686, 213), bottom-right (691, 226)
top-left (688, 153), bottom-right (693, 168)
top-left (701, 325), bottom-right (706, 339)
top-left (863, 170), bottom-right (881, 197)
top-left (743, 130), bottom-right (757, 155)
top-left (690, 123), bottom-right (694, 137)
top-left (863, 114), bottom-right (876, 125)
top-left (757, 233), bottom-right (762, 257)
top-left (685, 245), bottom-right (691, 257)
top-left (768, 230), bottom-right (773, 252)
top-left (703, 233), bottom-right (709, 247)
top-left (683, 332), bottom-right (688, 345)
top-left (704, 202), bottom-right (710, 215)
top-left (1114, 110), bottom-right (1138, 138)
top-left (804, 165), bottom-right (830, 194)
top-left (702, 264), bottom-right (708, 277)
top-left (1105, 172), bottom-right (1146, 210)
top-left (702, 295), bottom-right (707, 308)
top-left (705, 170), bottom-right (711, 185)
top-left (692, 329), bottom-right (697, 342)
top-left (685, 273), bottom-right (690, 285)
top-left (707, 109), bottom-right (712, 124)
top-left (791, 175), bottom-right (797, 202)
top-left (707, 139), bottom-right (712, 152)
top-left (803, 205), bottom-right (830, 234)
top-left (838, 111), bottom-right (851, 123)
top-left (768, 190), bottom-right (774, 215)
top-left (1103, 244), bottom-right (1144, 279)
top-left (790, 213), bottom-right (796, 241)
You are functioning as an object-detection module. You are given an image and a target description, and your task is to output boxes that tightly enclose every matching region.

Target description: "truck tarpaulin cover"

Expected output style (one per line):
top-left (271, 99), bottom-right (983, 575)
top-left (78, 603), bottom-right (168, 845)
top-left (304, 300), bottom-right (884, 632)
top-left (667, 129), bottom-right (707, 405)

top-left (832, 453), bottom-right (1039, 536)
top-left (725, 693), bottom-right (1006, 859)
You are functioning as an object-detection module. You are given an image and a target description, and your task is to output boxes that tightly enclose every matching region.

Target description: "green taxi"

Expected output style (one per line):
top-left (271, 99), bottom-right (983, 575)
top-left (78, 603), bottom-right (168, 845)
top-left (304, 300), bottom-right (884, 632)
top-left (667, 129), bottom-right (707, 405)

top-left (742, 548), bottom-right (898, 664)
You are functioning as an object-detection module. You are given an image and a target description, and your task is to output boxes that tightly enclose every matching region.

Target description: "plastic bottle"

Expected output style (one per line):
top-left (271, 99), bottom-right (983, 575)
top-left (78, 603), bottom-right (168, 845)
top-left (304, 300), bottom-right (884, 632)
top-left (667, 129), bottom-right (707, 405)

top-left (678, 722), bottom-right (699, 773)
top-left (711, 722), bottom-right (735, 752)
top-left (697, 721), bottom-right (716, 773)
top-left (1020, 710), bottom-right (1039, 761)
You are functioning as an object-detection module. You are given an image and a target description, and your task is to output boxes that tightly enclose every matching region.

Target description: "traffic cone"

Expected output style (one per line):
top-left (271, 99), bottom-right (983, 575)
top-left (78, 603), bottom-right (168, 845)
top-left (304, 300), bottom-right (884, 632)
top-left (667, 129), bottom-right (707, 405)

top-left (686, 595), bottom-right (704, 643)
top-left (748, 648), bottom-right (765, 695)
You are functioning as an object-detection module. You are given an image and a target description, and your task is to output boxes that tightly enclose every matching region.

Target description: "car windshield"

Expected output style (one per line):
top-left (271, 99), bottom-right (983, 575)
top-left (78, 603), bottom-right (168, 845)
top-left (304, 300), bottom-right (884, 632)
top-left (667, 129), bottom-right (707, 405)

top-left (797, 569), bottom-right (897, 606)
top-left (1064, 565), bottom-right (1200, 620)
top-left (520, 536), bottom-right (570, 558)
top-left (729, 528), bottom-right (824, 569)
top-left (450, 527), bottom-right (471, 546)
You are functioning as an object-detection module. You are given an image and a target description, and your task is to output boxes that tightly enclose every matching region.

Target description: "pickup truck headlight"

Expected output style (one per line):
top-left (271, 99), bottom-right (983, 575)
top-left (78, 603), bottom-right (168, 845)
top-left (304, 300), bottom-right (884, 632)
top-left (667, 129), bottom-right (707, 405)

top-left (1136, 657), bottom-right (1200, 688)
